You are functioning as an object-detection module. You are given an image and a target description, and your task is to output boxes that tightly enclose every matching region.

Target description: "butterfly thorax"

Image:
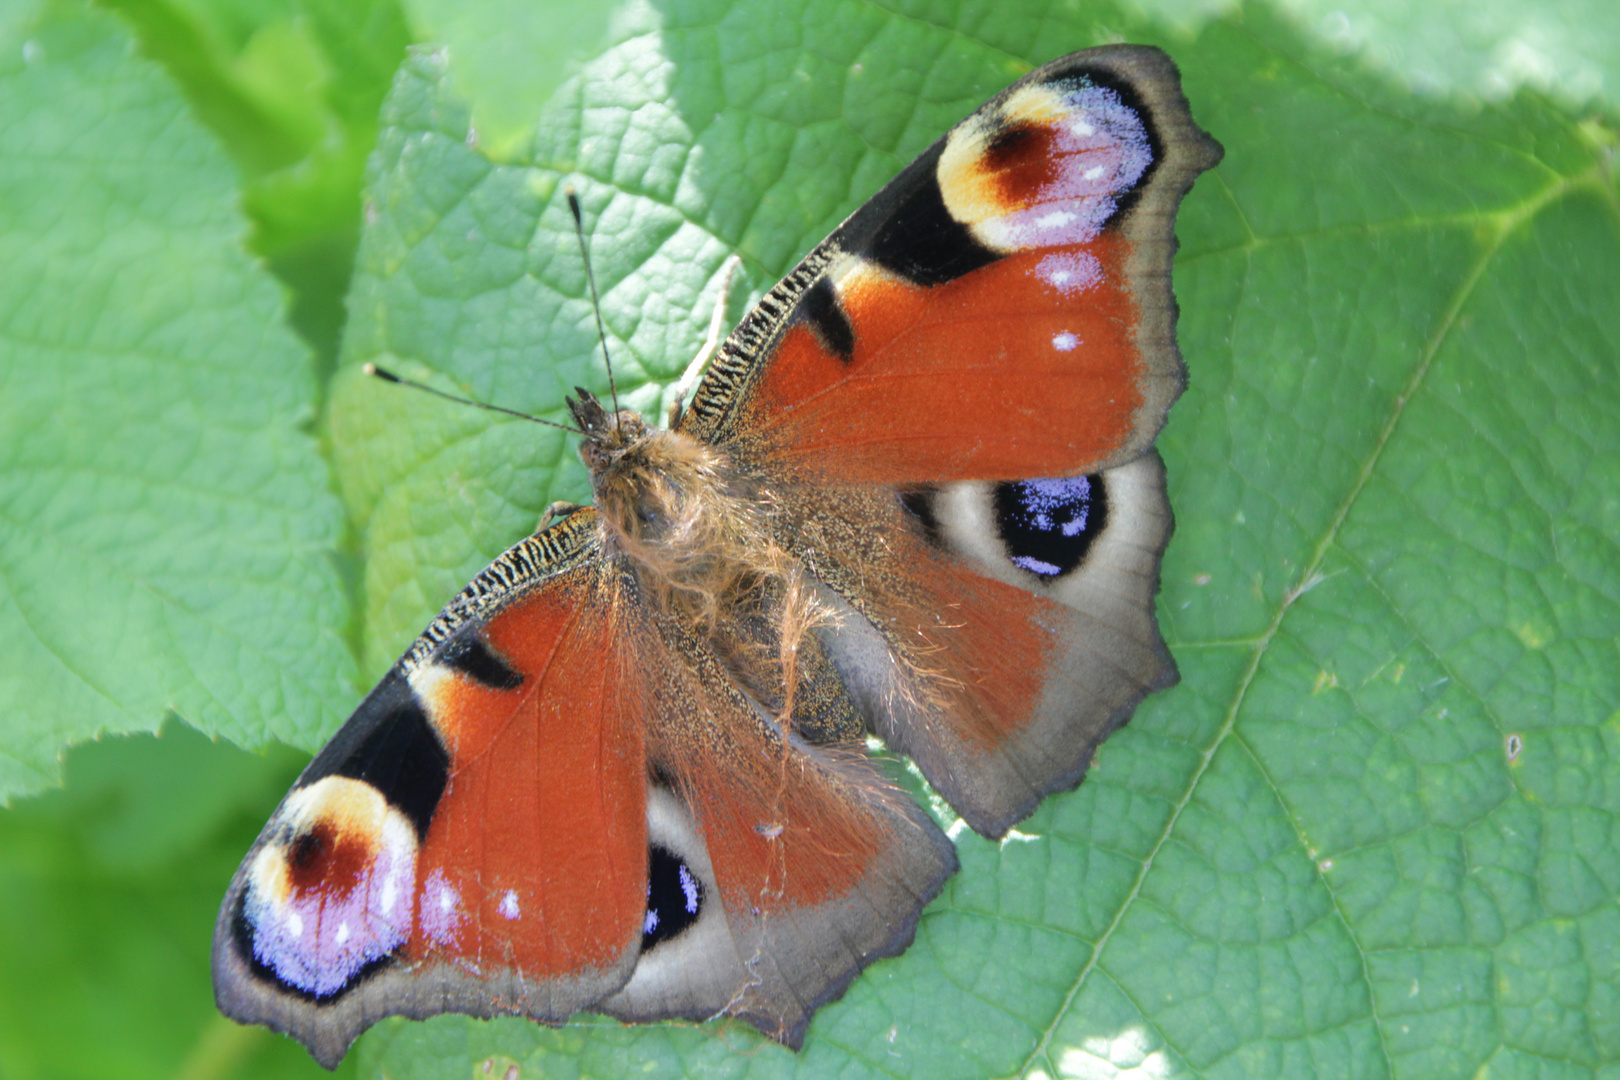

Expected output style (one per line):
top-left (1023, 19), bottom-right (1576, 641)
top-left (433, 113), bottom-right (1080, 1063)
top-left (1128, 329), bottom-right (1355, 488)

top-left (568, 389), bottom-right (806, 644)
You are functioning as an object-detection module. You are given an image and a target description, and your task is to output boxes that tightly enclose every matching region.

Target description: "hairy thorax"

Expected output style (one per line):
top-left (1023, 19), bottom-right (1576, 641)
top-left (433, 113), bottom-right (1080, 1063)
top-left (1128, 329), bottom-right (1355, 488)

top-left (569, 392), bottom-right (802, 639)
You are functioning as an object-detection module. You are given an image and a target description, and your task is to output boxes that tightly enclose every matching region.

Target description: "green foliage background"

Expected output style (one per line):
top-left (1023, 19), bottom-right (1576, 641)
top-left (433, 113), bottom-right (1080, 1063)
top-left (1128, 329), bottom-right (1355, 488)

top-left (0, 0), bottom-right (1615, 1078)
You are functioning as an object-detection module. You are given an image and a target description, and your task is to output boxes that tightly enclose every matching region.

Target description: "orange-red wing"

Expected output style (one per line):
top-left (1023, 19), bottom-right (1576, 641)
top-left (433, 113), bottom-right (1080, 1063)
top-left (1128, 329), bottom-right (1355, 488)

top-left (405, 565), bottom-right (648, 979)
top-left (743, 242), bottom-right (1140, 482)
top-left (618, 612), bottom-right (958, 1047)
top-left (680, 46), bottom-right (1221, 485)
top-left (213, 511), bottom-right (655, 1067)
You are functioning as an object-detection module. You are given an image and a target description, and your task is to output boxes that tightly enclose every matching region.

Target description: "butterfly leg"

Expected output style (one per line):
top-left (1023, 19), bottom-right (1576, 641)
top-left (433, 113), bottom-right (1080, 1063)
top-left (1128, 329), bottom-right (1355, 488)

top-left (666, 254), bottom-right (743, 427)
top-left (536, 500), bottom-right (586, 532)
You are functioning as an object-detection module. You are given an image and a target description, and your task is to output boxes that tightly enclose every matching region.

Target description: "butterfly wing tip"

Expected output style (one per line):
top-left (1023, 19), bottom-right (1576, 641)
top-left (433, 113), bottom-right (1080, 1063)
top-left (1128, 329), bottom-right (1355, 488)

top-left (776, 1020), bottom-right (810, 1052)
top-left (1191, 127), bottom-right (1225, 172)
top-left (307, 1038), bottom-right (352, 1072)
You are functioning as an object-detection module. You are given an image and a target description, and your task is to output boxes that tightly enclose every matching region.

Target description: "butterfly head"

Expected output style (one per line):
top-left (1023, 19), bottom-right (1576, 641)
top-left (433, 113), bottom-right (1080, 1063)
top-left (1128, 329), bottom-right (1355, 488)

top-left (567, 387), bottom-right (653, 473)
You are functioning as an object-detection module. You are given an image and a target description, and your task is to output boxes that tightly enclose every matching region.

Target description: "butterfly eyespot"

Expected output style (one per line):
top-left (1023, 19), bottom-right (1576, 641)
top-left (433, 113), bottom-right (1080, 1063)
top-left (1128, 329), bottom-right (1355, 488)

top-left (642, 845), bottom-right (704, 949)
top-left (981, 121), bottom-right (1060, 206)
top-left (237, 776), bottom-right (418, 999)
top-left (285, 824), bottom-right (335, 878)
top-left (994, 474), bottom-right (1109, 579)
top-left (985, 121), bottom-right (1042, 163)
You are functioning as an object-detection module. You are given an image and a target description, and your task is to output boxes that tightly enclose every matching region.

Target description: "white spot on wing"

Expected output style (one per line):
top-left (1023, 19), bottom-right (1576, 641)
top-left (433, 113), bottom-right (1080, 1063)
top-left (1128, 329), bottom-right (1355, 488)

top-left (499, 890), bottom-right (521, 920)
top-left (1053, 332), bottom-right (1079, 352)
top-left (420, 868), bottom-right (465, 947)
top-left (1036, 251), bottom-right (1104, 295)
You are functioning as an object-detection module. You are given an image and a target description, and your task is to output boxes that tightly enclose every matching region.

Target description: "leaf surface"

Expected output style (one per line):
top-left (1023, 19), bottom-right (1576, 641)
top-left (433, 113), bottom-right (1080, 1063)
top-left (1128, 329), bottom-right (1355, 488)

top-left (0, 0), bottom-right (355, 799)
top-left (0, 723), bottom-right (349, 1080)
top-left (0, 0), bottom-right (1614, 1077)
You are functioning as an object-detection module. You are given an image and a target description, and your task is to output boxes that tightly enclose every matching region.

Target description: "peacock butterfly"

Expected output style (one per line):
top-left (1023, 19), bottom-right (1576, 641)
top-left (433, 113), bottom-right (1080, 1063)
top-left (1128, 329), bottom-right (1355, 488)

top-left (212, 44), bottom-right (1222, 1066)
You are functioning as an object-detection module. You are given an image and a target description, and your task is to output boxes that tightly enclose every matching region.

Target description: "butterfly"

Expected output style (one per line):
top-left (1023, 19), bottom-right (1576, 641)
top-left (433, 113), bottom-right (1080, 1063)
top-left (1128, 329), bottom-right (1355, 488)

top-left (212, 44), bottom-right (1222, 1067)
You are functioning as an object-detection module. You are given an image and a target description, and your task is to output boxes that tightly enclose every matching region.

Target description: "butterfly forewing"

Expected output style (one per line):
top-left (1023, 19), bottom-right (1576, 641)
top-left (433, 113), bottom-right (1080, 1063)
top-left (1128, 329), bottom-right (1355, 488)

top-left (682, 45), bottom-right (1221, 484)
top-left (214, 512), bottom-right (652, 1067)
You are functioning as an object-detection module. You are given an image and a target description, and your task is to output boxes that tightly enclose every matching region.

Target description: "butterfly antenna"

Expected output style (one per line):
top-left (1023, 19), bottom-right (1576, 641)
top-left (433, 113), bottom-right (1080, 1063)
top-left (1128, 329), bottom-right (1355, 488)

top-left (363, 364), bottom-right (584, 435)
top-left (566, 187), bottom-right (622, 436)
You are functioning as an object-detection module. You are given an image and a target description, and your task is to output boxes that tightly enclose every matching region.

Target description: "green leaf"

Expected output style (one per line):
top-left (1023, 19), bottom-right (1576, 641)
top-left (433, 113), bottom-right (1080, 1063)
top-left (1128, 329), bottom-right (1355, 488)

top-left (334, 1), bottom-right (1620, 1077)
top-left (0, 0), bottom-right (356, 797)
top-left (0, 722), bottom-right (353, 1080)
top-left (1254, 0), bottom-right (1618, 107)
top-left (102, 0), bottom-right (412, 362)
top-left (1, 0), bottom-right (1615, 1076)
top-left (401, 0), bottom-right (619, 159)
top-left (1129, 0), bottom-right (1619, 110)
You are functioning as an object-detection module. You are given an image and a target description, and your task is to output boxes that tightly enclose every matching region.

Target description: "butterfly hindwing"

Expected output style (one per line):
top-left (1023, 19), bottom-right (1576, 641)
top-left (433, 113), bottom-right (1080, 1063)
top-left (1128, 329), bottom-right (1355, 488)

top-left (879, 454), bottom-right (1178, 836)
top-left (604, 603), bottom-right (957, 1045)
top-left (768, 454), bottom-right (1174, 838)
